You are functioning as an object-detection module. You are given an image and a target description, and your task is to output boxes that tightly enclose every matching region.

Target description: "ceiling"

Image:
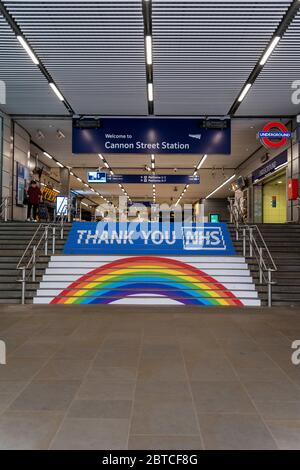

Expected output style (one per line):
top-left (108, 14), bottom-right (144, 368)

top-left (0, 1), bottom-right (299, 206)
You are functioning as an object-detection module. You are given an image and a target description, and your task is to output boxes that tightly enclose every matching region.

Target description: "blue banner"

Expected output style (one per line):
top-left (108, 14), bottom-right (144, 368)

top-left (252, 150), bottom-right (287, 183)
top-left (63, 222), bottom-right (236, 256)
top-left (73, 118), bottom-right (231, 155)
top-left (87, 172), bottom-right (200, 185)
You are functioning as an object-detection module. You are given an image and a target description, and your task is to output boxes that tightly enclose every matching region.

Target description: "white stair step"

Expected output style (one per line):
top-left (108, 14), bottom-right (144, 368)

top-left (44, 268), bottom-right (250, 276)
top-left (35, 289), bottom-right (258, 298)
top-left (42, 274), bottom-right (254, 283)
top-left (33, 296), bottom-right (261, 306)
top-left (48, 261), bottom-right (248, 270)
top-left (51, 255), bottom-right (246, 263)
top-left (38, 281), bottom-right (255, 291)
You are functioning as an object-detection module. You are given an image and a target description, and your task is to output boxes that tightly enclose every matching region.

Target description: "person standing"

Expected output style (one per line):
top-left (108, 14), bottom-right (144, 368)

top-left (26, 180), bottom-right (42, 222)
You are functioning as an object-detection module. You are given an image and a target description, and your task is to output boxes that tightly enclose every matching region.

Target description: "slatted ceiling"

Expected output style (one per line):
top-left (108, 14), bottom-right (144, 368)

top-left (3, 0), bottom-right (148, 115)
top-left (237, 10), bottom-right (300, 116)
top-left (0, 14), bottom-right (65, 115)
top-left (152, 0), bottom-right (293, 116)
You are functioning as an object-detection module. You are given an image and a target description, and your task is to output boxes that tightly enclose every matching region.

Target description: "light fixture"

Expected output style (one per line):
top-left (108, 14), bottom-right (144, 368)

top-left (56, 161), bottom-right (64, 168)
top-left (260, 36), bottom-right (280, 66)
top-left (104, 162), bottom-right (109, 168)
top-left (17, 36), bottom-right (39, 65)
top-left (110, 170), bottom-right (114, 175)
top-left (43, 151), bottom-right (53, 160)
top-left (84, 183), bottom-right (89, 187)
top-left (77, 177), bottom-right (82, 182)
top-left (148, 83), bottom-right (153, 102)
top-left (151, 154), bottom-right (155, 162)
top-left (49, 82), bottom-right (64, 101)
top-left (238, 83), bottom-right (252, 103)
top-left (98, 154), bottom-right (104, 160)
top-left (206, 174), bottom-right (236, 199)
top-left (196, 154), bottom-right (208, 170)
top-left (56, 129), bottom-right (66, 139)
top-left (145, 35), bottom-right (152, 65)
top-left (70, 171), bottom-right (74, 176)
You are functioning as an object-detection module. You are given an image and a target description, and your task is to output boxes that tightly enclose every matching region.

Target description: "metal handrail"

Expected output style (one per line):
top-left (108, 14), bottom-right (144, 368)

top-left (228, 198), bottom-right (277, 306)
top-left (16, 196), bottom-right (69, 304)
top-left (0, 197), bottom-right (11, 222)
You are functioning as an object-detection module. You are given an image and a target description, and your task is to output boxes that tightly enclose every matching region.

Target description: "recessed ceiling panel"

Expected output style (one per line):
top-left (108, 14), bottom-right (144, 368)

top-left (0, 14), bottom-right (65, 115)
top-left (3, 0), bottom-right (148, 115)
top-left (237, 9), bottom-right (300, 116)
top-left (152, 0), bottom-right (293, 115)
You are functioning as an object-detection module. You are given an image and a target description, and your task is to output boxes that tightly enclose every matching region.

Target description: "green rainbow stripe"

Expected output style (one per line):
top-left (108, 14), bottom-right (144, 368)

top-left (50, 256), bottom-right (244, 306)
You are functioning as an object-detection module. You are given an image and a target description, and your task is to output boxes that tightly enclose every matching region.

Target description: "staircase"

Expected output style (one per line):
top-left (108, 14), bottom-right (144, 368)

top-left (0, 222), bottom-right (71, 304)
top-left (33, 254), bottom-right (260, 306)
top-left (229, 223), bottom-right (300, 306)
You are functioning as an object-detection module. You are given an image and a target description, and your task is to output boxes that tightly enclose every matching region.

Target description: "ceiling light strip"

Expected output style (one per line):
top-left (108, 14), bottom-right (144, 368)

top-left (206, 174), bottom-right (236, 199)
top-left (143, 0), bottom-right (153, 114)
top-left (228, 0), bottom-right (300, 115)
top-left (0, 2), bottom-right (74, 114)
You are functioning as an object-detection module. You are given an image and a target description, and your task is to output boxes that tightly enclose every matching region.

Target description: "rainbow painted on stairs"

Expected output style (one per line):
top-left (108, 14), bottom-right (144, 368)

top-left (50, 256), bottom-right (244, 306)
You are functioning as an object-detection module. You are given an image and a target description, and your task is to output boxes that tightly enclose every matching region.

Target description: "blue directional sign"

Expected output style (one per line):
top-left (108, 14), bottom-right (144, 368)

top-left (87, 172), bottom-right (200, 184)
top-left (73, 117), bottom-right (231, 155)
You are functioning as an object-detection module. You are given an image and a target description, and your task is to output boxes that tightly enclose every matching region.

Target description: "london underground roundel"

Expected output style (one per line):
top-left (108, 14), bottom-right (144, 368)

top-left (259, 122), bottom-right (292, 149)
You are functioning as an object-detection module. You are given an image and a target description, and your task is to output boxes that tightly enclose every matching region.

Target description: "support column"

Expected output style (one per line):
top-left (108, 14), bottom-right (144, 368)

top-left (59, 167), bottom-right (70, 197)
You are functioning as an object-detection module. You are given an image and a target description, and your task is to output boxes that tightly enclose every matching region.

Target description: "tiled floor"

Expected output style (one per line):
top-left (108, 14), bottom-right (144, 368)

top-left (0, 304), bottom-right (300, 450)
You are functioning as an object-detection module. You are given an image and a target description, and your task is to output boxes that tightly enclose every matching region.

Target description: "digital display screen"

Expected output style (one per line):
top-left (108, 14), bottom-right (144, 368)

top-left (87, 171), bottom-right (107, 183)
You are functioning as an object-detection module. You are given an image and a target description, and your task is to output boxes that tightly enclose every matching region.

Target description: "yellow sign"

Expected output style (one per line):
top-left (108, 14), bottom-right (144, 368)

top-left (42, 186), bottom-right (57, 202)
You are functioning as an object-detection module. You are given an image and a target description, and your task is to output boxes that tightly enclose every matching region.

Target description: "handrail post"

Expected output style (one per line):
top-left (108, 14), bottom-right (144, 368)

top-left (52, 226), bottom-right (56, 254)
top-left (4, 198), bottom-right (8, 222)
top-left (259, 247), bottom-right (263, 284)
top-left (45, 227), bottom-right (48, 255)
top-left (268, 269), bottom-right (272, 307)
top-left (249, 227), bottom-right (253, 257)
top-left (32, 246), bottom-right (37, 281)
top-left (242, 228), bottom-right (246, 257)
top-left (20, 267), bottom-right (26, 305)
top-left (60, 218), bottom-right (64, 240)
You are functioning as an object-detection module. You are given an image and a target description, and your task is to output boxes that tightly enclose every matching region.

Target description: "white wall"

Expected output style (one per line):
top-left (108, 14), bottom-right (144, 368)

top-left (1, 111), bottom-right (31, 220)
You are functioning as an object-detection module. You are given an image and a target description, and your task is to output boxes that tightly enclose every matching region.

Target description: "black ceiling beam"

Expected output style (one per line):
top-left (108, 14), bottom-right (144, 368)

top-left (11, 114), bottom-right (297, 121)
top-left (228, 0), bottom-right (300, 116)
top-left (0, 1), bottom-right (75, 115)
top-left (142, 0), bottom-right (153, 115)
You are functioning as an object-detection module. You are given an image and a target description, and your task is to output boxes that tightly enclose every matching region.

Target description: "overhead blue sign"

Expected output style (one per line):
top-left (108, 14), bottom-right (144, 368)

top-left (63, 222), bottom-right (236, 256)
top-left (87, 172), bottom-right (200, 184)
top-left (73, 118), bottom-right (231, 155)
top-left (252, 150), bottom-right (287, 183)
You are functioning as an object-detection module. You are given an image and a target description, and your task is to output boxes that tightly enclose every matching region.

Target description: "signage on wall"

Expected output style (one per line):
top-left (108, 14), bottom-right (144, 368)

top-left (41, 186), bottom-right (58, 203)
top-left (252, 150), bottom-right (287, 183)
top-left (16, 162), bottom-right (29, 206)
top-left (73, 117), bottom-right (231, 155)
top-left (258, 122), bottom-right (292, 149)
top-left (87, 172), bottom-right (200, 185)
top-left (63, 222), bottom-right (236, 256)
